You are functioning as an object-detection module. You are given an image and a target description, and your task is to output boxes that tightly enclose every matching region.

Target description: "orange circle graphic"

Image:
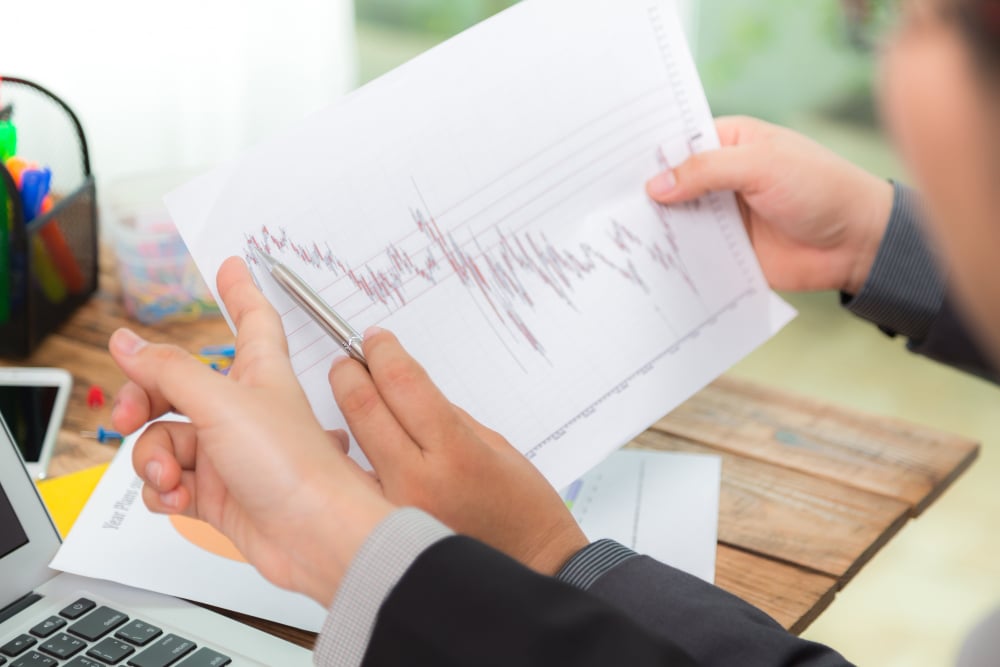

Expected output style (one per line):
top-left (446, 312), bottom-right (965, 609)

top-left (169, 515), bottom-right (248, 563)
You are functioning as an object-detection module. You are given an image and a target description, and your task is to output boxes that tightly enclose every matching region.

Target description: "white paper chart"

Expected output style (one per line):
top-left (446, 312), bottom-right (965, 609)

top-left (167, 0), bottom-right (793, 489)
top-left (564, 449), bottom-right (721, 583)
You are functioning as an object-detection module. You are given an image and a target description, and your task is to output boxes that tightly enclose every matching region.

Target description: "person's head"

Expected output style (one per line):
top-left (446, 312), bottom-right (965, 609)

top-left (880, 0), bottom-right (1000, 363)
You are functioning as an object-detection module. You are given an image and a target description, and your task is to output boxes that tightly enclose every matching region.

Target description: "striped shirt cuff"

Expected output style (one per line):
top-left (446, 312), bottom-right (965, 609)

top-left (555, 539), bottom-right (639, 590)
top-left (313, 508), bottom-right (454, 667)
top-left (843, 182), bottom-right (946, 342)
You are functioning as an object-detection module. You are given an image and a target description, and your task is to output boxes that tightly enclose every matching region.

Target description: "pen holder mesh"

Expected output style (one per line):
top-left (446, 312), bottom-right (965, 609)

top-left (0, 76), bottom-right (98, 358)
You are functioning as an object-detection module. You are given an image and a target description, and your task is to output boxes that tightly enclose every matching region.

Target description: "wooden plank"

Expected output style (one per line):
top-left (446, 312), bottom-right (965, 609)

top-left (630, 432), bottom-right (911, 583)
top-left (715, 544), bottom-right (837, 635)
top-left (653, 376), bottom-right (979, 515)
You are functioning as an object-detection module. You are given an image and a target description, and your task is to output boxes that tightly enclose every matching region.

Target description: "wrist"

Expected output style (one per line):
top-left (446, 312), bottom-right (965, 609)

top-left (522, 524), bottom-right (590, 576)
top-left (842, 174), bottom-right (894, 295)
top-left (290, 482), bottom-right (396, 607)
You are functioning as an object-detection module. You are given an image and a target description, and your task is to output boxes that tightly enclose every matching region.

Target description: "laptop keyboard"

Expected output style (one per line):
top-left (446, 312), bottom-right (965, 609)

top-left (0, 598), bottom-right (232, 667)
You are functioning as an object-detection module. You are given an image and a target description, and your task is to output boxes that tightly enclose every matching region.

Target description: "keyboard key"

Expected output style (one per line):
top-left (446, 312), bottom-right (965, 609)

top-left (177, 647), bottom-right (231, 666)
top-left (29, 617), bottom-right (66, 639)
top-left (88, 637), bottom-right (135, 664)
top-left (59, 599), bottom-right (96, 620)
top-left (9, 651), bottom-right (56, 666)
top-left (68, 606), bottom-right (129, 641)
top-left (127, 634), bottom-right (197, 667)
top-left (116, 620), bottom-right (163, 646)
top-left (0, 635), bottom-right (36, 657)
top-left (38, 633), bottom-right (85, 659)
top-left (64, 657), bottom-right (106, 667)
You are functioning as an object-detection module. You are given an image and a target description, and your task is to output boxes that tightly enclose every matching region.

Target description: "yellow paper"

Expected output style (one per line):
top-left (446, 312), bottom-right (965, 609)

top-left (36, 464), bottom-right (109, 537)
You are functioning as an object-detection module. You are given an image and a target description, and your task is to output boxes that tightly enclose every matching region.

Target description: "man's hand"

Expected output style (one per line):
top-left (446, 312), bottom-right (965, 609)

top-left (110, 257), bottom-right (394, 608)
top-left (329, 329), bottom-right (589, 576)
top-left (647, 116), bottom-right (895, 295)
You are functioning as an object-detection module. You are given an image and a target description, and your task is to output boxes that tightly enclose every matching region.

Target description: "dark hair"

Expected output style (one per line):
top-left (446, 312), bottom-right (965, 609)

top-left (953, 0), bottom-right (1000, 73)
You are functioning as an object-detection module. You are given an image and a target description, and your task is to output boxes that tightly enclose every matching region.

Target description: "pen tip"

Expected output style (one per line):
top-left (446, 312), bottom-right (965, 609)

top-left (251, 245), bottom-right (277, 270)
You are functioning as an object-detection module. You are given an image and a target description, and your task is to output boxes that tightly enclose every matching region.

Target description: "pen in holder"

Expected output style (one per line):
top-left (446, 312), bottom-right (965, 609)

top-left (0, 76), bottom-right (99, 358)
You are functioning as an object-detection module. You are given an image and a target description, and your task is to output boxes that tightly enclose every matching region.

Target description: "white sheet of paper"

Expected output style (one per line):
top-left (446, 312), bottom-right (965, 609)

top-left (564, 449), bottom-right (720, 583)
top-left (167, 0), bottom-right (793, 492)
top-left (51, 420), bottom-right (328, 632)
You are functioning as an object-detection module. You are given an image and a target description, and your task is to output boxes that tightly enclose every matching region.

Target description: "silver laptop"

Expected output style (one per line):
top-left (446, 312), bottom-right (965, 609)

top-left (0, 415), bottom-right (313, 666)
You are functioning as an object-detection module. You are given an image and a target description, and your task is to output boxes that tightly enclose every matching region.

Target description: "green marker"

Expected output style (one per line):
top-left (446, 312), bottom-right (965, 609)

top-left (0, 120), bottom-right (16, 324)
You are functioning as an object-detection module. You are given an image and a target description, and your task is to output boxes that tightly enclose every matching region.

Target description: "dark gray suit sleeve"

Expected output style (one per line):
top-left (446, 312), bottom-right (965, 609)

top-left (842, 183), bottom-right (997, 382)
top-left (557, 541), bottom-right (853, 667)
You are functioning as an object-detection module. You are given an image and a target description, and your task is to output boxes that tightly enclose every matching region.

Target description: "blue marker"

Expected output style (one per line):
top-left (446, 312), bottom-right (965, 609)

top-left (19, 166), bottom-right (51, 222)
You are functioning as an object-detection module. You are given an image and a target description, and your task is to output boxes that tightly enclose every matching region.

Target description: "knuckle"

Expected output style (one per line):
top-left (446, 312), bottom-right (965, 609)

top-left (379, 357), bottom-right (426, 393)
top-left (336, 381), bottom-right (382, 418)
top-left (683, 151), bottom-right (709, 174)
top-left (362, 328), bottom-right (397, 357)
top-left (147, 343), bottom-right (191, 366)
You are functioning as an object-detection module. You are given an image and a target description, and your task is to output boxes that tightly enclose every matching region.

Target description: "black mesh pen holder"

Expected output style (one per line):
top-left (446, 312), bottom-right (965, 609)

top-left (0, 76), bottom-right (98, 358)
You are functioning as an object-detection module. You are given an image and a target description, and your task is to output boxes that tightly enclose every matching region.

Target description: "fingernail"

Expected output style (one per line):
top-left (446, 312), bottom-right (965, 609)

top-left (364, 326), bottom-right (384, 340)
top-left (112, 328), bottom-right (147, 356)
top-left (159, 490), bottom-right (180, 509)
top-left (330, 354), bottom-right (351, 370)
top-left (145, 461), bottom-right (162, 488)
top-left (647, 170), bottom-right (677, 198)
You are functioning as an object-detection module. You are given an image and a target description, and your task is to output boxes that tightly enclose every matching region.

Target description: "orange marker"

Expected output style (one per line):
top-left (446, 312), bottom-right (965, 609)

top-left (3, 156), bottom-right (32, 187)
top-left (38, 196), bottom-right (85, 293)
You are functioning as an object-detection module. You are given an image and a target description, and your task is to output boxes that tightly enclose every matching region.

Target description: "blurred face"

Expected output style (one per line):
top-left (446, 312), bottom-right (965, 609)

top-left (880, 0), bottom-right (1000, 362)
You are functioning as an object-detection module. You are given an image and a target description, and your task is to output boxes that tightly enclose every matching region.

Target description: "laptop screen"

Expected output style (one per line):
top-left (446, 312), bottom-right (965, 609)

top-left (0, 413), bottom-right (62, 607)
top-left (0, 481), bottom-right (29, 559)
top-left (0, 384), bottom-right (60, 463)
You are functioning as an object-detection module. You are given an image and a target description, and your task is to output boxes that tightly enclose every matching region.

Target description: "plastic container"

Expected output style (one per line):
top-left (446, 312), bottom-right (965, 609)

top-left (104, 171), bottom-right (219, 324)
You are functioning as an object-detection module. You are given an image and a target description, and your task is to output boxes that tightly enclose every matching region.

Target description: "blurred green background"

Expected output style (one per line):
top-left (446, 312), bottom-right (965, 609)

top-left (351, 3), bottom-right (1000, 667)
top-left (356, 0), bottom-right (890, 127)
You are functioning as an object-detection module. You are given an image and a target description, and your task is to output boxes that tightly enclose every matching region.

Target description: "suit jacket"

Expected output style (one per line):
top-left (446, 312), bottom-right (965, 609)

top-left (363, 537), bottom-right (851, 667)
top-left (910, 295), bottom-right (997, 383)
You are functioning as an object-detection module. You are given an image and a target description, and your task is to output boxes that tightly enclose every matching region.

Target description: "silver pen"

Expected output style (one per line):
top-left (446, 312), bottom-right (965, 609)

top-left (252, 247), bottom-right (368, 368)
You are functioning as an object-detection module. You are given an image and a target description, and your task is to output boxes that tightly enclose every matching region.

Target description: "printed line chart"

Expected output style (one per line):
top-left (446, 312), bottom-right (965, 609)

top-left (243, 82), bottom-right (748, 376)
top-left (244, 167), bottom-right (704, 364)
top-left (171, 0), bottom-right (782, 488)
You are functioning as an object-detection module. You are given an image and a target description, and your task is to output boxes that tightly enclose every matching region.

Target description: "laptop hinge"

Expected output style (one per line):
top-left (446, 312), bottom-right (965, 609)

top-left (0, 592), bottom-right (43, 625)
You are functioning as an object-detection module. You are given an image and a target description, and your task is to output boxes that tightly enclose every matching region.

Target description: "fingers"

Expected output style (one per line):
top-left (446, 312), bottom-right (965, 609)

top-left (217, 257), bottom-right (292, 383)
top-left (646, 144), bottom-right (759, 204)
top-left (326, 429), bottom-right (350, 454)
top-left (109, 328), bottom-right (228, 426)
top-left (714, 115), bottom-right (761, 147)
top-left (646, 115), bottom-right (769, 205)
top-left (141, 476), bottom-right (194, 517)
top-left (328, 355), bottom-right (420, 475)
top-left (362, 328), bottom-right (473, 453)
top-left (133, 421), bottom-right (199, 515)
top-left (111, 381), bottom-right (160, 435)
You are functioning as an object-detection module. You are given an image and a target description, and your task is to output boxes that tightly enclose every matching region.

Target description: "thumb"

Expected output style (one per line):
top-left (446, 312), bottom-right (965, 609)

top-left (646, 144), bottom-right (758, 204)
top-left (109, 328), bottom-right (229, 427)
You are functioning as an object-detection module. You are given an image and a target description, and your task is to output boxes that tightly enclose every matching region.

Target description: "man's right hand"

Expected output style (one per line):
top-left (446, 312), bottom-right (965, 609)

top-left (646, 116), bottom-right (895, 295)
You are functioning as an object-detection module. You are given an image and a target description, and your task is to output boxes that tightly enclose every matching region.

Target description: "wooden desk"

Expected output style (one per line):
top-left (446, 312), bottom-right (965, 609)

top-left (3, 265), bottom-right (980, 648)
